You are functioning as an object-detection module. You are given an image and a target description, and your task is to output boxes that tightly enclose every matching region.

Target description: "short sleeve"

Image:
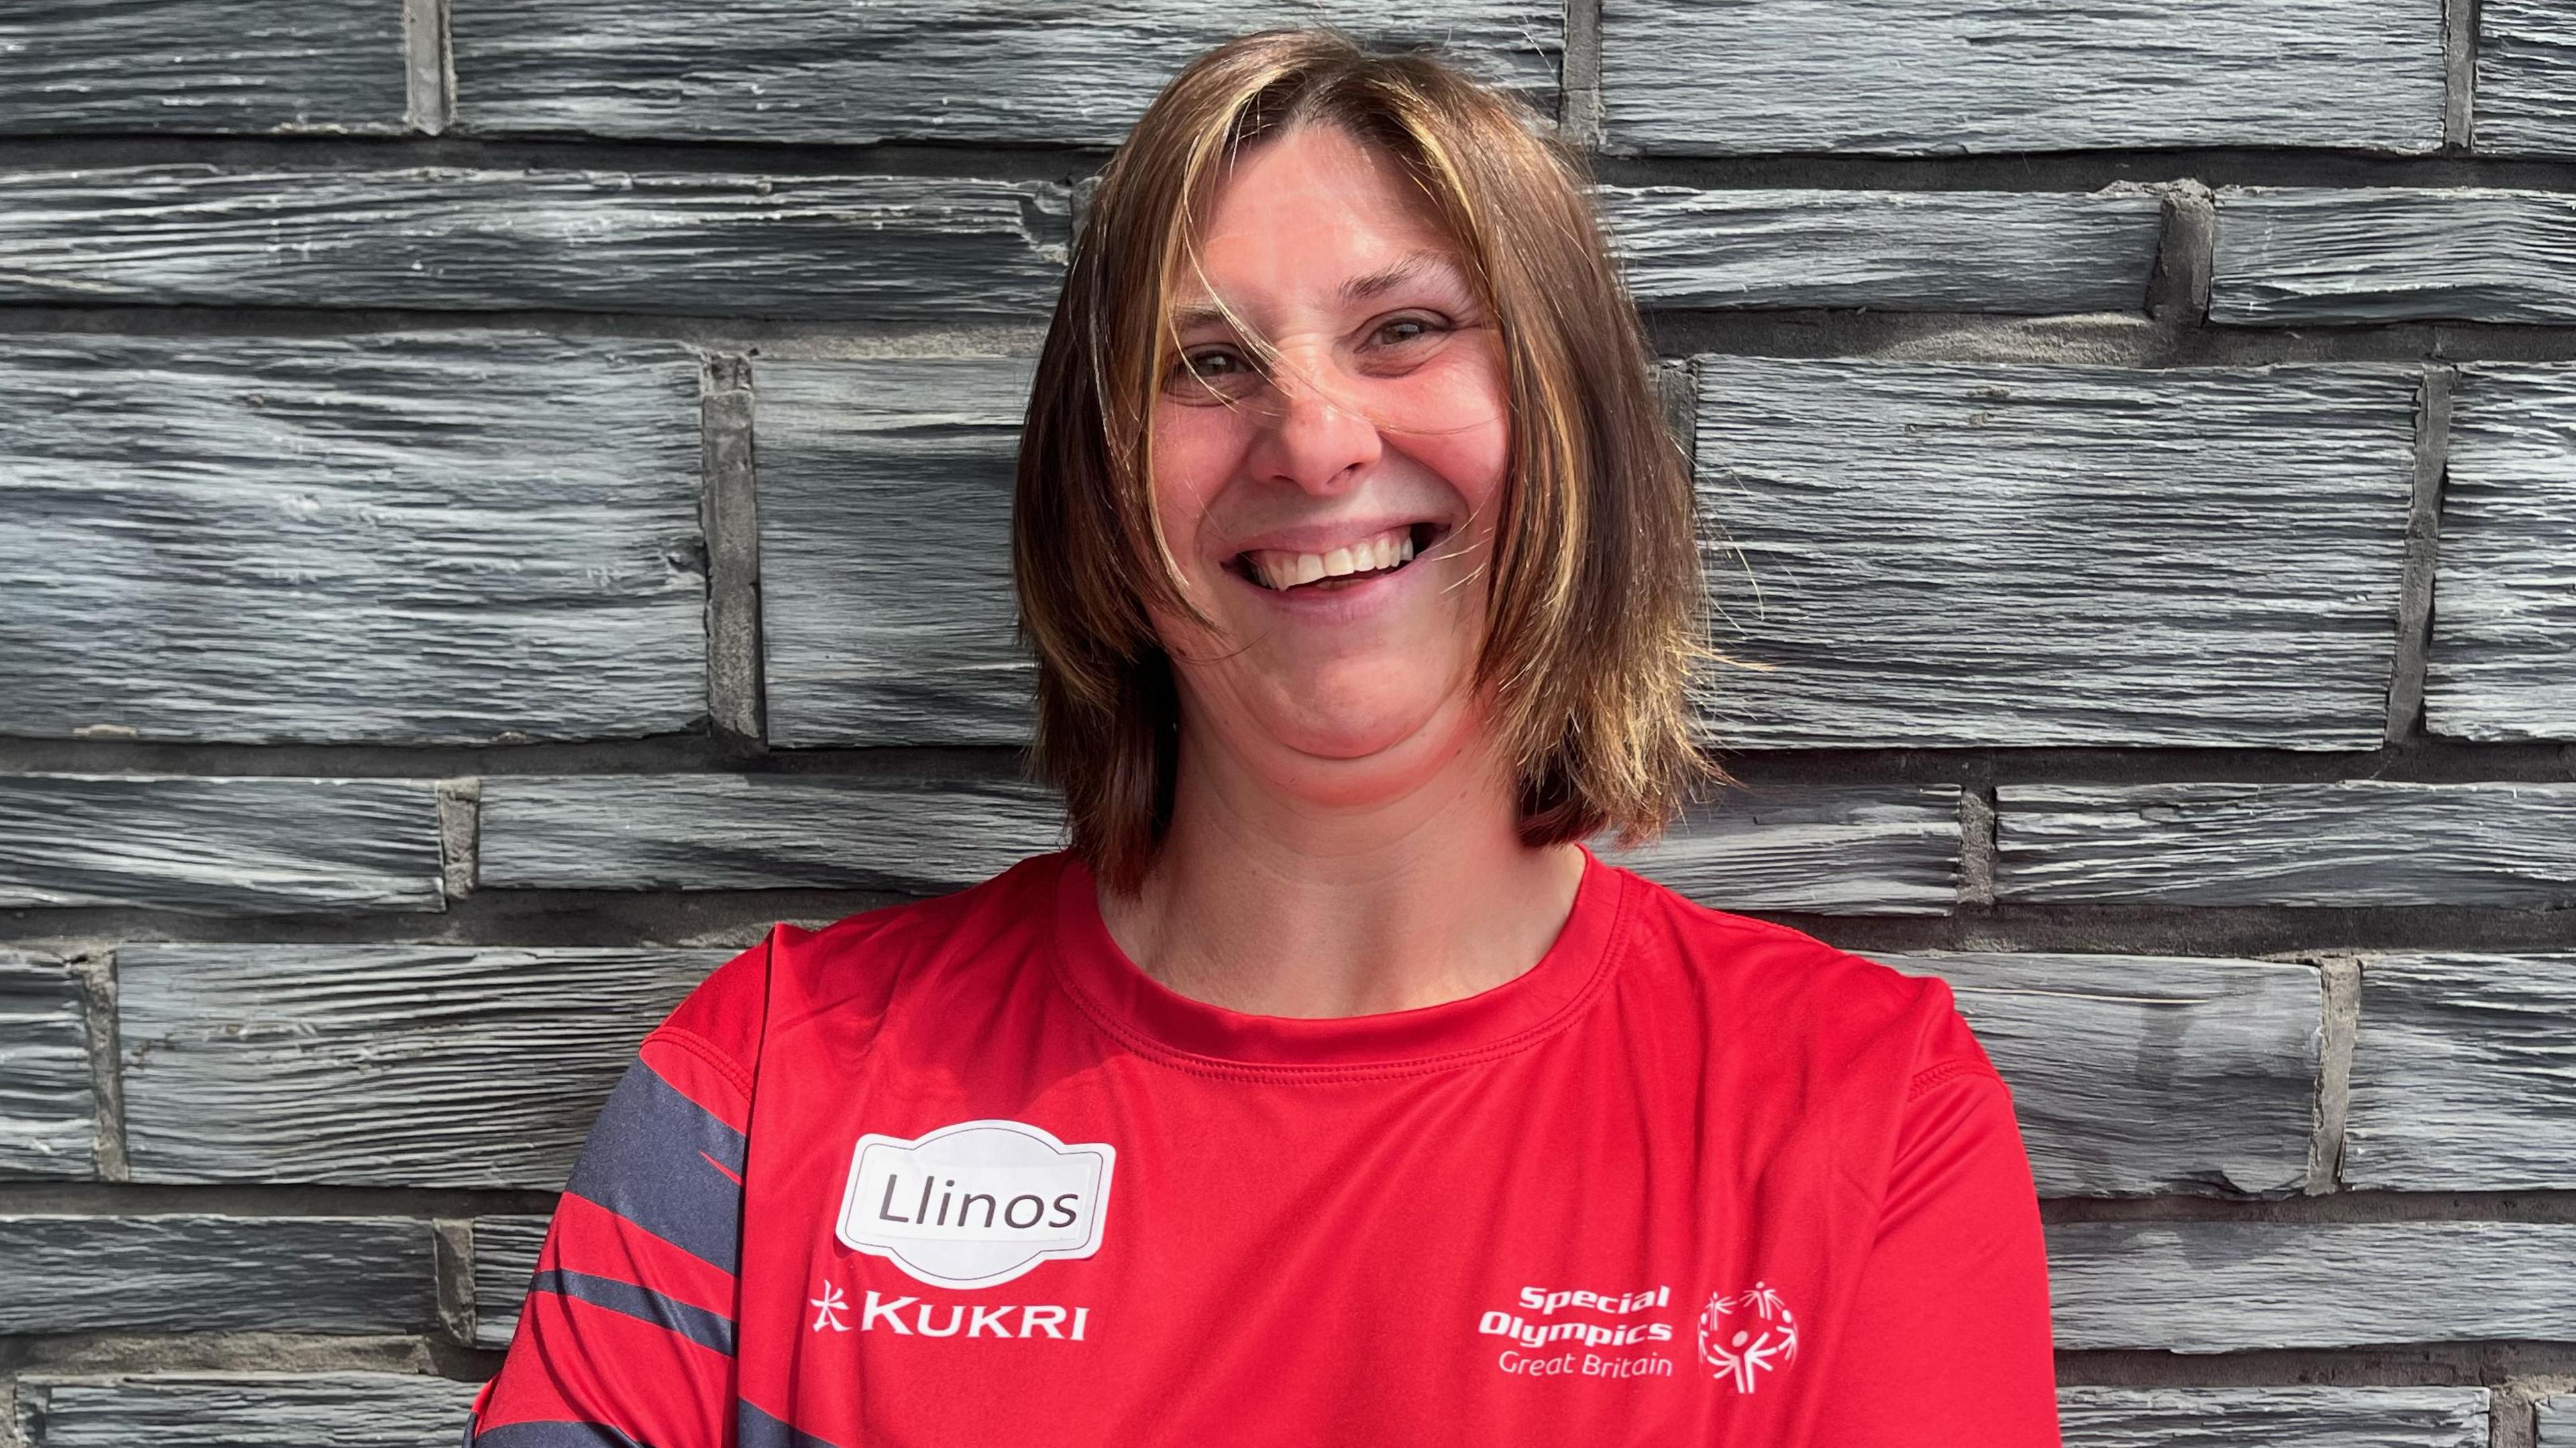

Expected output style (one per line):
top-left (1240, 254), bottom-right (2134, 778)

top-left (1811, 1052), bottom-right (2062, 1445)
top-left (464, 937), bottom-right (773, 1447)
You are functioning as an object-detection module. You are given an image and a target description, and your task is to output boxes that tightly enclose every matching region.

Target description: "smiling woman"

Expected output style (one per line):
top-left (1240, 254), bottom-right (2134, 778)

top-left (1016, 36), bottom-right (1711, 918)
top-left (464, 27), bottom-right (2063, 1448)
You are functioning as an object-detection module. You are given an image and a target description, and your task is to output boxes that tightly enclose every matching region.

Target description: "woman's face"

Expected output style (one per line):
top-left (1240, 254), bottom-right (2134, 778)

top-left (1146, 123), bottom-right (1511, 804)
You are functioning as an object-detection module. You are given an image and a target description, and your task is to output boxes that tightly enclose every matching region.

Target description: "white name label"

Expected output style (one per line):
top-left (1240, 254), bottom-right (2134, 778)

top-left (835, 1119), bottom-right (1116, 1290)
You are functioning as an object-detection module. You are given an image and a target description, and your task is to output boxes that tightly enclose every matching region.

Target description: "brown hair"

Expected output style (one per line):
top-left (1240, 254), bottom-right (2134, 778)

top-left (1012, 27), bottom-right (1728, 893)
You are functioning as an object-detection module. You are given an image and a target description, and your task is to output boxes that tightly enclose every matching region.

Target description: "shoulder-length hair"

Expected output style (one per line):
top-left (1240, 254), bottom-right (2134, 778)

top-left (1012, 26), bottom-right (1727, 894)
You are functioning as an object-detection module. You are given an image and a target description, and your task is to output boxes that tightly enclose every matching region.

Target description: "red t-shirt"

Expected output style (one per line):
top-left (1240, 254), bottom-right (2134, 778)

top-left (468, 845), bottom-right (2060, 1446)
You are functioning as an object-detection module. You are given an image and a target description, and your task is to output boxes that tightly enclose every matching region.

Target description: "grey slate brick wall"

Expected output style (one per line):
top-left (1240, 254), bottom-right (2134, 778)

top-left (2, 0), bottom-right (2572, 1441)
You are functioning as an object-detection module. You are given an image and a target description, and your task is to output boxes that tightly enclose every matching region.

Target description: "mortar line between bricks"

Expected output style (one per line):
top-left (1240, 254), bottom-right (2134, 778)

top-left (62, 952), bottom-right (126, 1184)
top-left (2494, 1382), bottom-right (2542, 1448)
top-left (1955, 777), bottom-right (1999, 909)
top-left (0, 1182), bottom-right (559, 1216)
top-left (0, 307), bottom-right (1061, 357)
top-left (9, 1182), bottom-right (2576, 1222)
top-left (432, 1218), bottom-right (478, 1347)
top-left (2057, 1343), bottom-right (2576, 1387)
top-left (9, 899), bottom-right (2576, 962)
top-left (2443, 0), bottom-right (2480, 152)
top-left (400, 0), bottom-right (454, 137)
top-left (5, 133), bottom-right (2576, 192)
top-left (435, 778), bottom-right (482, 899)
top-left (1654, 357), bottom-right (1697, 477)
top-left (2308, 957), bottom-right (2363, 1194)
top-left (1559, 0), bottom-right (1604, 151)
top-left (700, 353), bottom-right (767, 747)
top-left (0, 1341), bottom-right (2556, 1392)
top-left (0, 1332), bottom-right (499, 1378)
top-left (2143, 180), bottom-right (2216, 325)
top-left (2385, 366), bottom-right (2455, 746)
top-left (0, 737), bottom-right (1028, 778)
top-left (18, 305), bottom-right (2576, 370)
top-left (15, 734), bottom-right (2576, 782)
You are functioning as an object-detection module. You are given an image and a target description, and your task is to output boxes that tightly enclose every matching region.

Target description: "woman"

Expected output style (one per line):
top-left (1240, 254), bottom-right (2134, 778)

top-left (466, 28), bottom-right (2059, 1447)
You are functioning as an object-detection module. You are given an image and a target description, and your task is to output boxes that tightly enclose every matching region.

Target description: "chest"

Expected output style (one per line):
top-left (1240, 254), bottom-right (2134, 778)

top-left (733, 1046), bottom-right (1879, 1446)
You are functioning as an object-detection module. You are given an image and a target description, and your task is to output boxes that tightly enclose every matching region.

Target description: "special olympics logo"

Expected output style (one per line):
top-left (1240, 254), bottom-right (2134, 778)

top-left (1697, 1282), bottom-right (1799, 1394)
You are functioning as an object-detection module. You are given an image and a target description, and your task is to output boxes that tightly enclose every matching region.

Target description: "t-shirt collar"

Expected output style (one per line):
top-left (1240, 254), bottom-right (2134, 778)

top-left (1042, 843), bottom-right (1632, 1078)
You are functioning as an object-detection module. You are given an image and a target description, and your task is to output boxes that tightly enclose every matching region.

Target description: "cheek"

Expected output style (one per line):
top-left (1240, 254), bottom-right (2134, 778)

top-left (1381, 351), bottom-right (1511, 516)
top-left (1148, 402), bottom-right (1249, 557)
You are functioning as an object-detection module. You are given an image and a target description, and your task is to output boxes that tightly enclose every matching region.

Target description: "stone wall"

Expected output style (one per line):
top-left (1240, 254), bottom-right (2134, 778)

top-left (3, 0), bottom-right (2573, 1441)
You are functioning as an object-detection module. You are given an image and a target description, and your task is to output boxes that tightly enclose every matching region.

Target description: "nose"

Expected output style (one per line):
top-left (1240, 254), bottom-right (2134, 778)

top-left (1245, 358), bottom-right (1382, 497)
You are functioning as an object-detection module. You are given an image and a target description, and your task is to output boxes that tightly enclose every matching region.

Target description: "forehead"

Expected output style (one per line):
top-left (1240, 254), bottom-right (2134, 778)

top-left (1171, 122), bottom-right (1463, 311)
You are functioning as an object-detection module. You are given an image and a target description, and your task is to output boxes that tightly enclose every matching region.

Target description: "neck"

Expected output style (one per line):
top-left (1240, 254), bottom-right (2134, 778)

top-left (1095, 717), bottom-right (1588, 1019)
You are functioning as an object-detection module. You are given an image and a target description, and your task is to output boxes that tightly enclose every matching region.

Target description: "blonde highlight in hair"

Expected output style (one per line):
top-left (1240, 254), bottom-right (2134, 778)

top-left (1014, 27), bottom-right (1731, 893)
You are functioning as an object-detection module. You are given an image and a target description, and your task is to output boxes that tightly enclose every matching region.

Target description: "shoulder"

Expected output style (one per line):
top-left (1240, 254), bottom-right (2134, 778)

top-left (1603, 860), bottom-right (1998, 1089)
top-left (643, 850), bottom-right (1071, 1092)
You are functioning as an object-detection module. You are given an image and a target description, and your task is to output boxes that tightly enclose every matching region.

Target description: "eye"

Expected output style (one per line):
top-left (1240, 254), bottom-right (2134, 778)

top-left (1164, 345), bottom-right (1261, 400)
top-left (1365, 313), bottom-right (1453, 356)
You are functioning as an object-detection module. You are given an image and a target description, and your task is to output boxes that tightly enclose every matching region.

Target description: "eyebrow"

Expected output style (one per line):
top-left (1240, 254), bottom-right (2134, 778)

top-left (1340, 248), bottom-right (1462, 304)
top-left (1167, 249), bottom-right (1466, 334)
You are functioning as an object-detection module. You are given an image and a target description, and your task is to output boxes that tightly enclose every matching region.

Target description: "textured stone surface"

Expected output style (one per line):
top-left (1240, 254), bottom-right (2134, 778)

top-left (1996, 781), bottom-right (2576, 907)
top-left (2543, 1394), bottom-right (2571, 1447)
top-left (120, 946), bottom-right (727, 1188)
top-left (1873, 952), bottom-right (2320, 1196)
top-left (2426, 364), bottom-right (2576, 742)
top-left (1599, 784), bottom-right (1961, 916)
top-left (0, 166), bottom-right (1069, 319)
top-left (0, 0), bottom-right (405, 135)
top-left (1693, 358), bottom-right (2417, 749)
top-left (476, 775), bottom-right (1065, 894)
top-left (2056, 1386), bottom-right (2488, 1448)
top-left (2345, 952), bottom-right (2576, 1191)
top-left (0, 332), bottom-right (706, 744)
top-left (0, 1216), bottom-right (436, 1333)
top-left (1600, 0), bottom-right (2445, 155)
top-left (2210, 188), bottom-right (2576, 325)
top-left (2475, 0), bottom-right (2576, 155)
top-left (473, 1216), bottom-right (551, 1350)
top-left (0, 775), bottom-right (443, 913)
top-left (759, 358), bottom-right (1035, 746)
top-left (0, 950), bottom-right (93, 1179)
top-left (19, 1374), bottom-right (478, 1447)
top-left (1602, 188), bottom-right (2163, 313)
top-left (449, 1), bottom-right (1559, 145)
top-left (2047, 1220), bottom-right (2576, 1350)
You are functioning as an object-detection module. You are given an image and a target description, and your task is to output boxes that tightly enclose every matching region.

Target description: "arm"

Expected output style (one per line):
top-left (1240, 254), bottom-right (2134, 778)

top-left (1812, 1063), bottom-right (2062, 1446)
top-left (465, 1029), bottom-right (750, 1447)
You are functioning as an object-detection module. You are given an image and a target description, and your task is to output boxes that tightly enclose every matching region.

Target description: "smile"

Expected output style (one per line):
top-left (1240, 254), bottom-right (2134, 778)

top-left (1228, 522), bottom-right (1447, 593)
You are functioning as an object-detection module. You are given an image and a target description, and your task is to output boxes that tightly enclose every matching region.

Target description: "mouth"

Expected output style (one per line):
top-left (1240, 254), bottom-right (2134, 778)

top-left (1224, 522), bottom-right (1450, 594)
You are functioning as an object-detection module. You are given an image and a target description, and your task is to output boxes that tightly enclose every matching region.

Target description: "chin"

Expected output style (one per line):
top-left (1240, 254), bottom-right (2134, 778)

top-left (1260, 686), bottom-right (1470, 769)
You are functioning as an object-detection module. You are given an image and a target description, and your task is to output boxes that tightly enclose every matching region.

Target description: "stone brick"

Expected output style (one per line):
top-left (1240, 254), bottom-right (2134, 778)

top-left (2212, 188), bottom-right (2576, 325)
top-left (1997, 781), bottom-right (2576, 907)
top-left (120, 946), bottom-right (726, 1188)
top-left (449, 1), bottom-right (1559, 145)
top-left (476, 775), bottom-right (1064, 894)
top-left (0, 775), bottom-right (443, 913)
top-left (0, 166), bottom-right (1069, 319)
top-left (2426, 363), bottom-right (2576, 742)
top-left (1694, 359), bottom-right (2417, 748)
top-left (0, 949), bottom-right (93, 1179)
top-left (0, 0), bottom-right (405, 136)
top-left (0, 332), bottom-right (704, 743)
top-left (0, 1216), bottom-right (437, 1334)
top-left (1603, 0), bottom-right (2444, 155)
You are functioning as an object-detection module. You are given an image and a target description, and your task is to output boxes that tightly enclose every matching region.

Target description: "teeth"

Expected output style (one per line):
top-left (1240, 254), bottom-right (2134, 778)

top-left (1246, 525), bottom-right (1422, 592)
